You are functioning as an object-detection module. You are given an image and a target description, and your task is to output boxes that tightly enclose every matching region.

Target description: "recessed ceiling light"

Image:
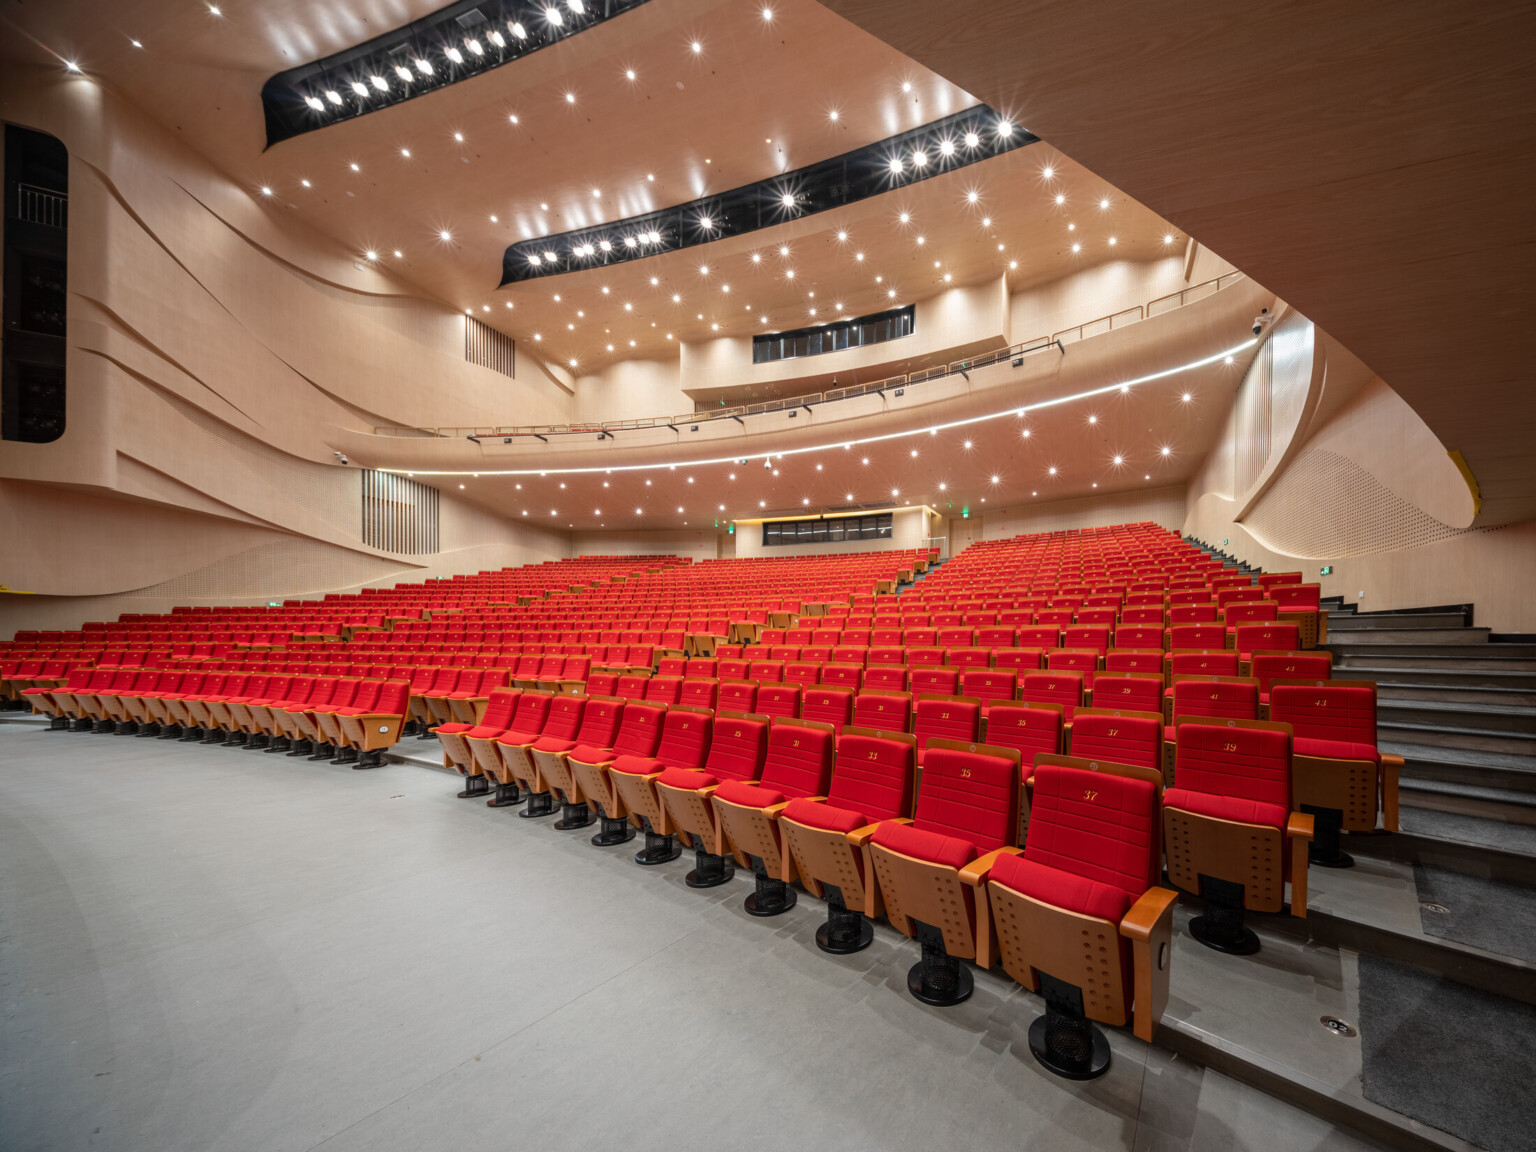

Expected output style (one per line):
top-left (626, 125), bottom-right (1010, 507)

top-left (349, 163), bottom-right (360, 172)
top-left (364, 250), bottom-right (377, 260)
top-left (439, 230), bottom-right (451, 241)
top-left (887, 289), bottom-right (896, 298)
top-left (828, 110), bottom-right (840, 122)
top-left (785, 269), bottom-right (795, 280)
top-left (401, 148), bottom-right (411, 157)
top-left (672, 294), bottom-right (681, 302)
top-left (300, 179), bottom-right (312, 187)
top-left (131, 39), bottom-right (143, 48)
top-left (691, 40), bottom-right (703, 53)
top-left (1022, 429), bottom-right (1031, 438)
top-left (1068, 223), bottom-right (1076, 231)
top-left (1088, 415), bottom-right (1097, 424)
top-left (964, 132), bottom-right (980, 147)
top-left (394, 250), bottom-right (402, 258)
top-left (1099, 198), bottom-right (1110, 209)
top-left (1108, 236), bottom-right (1117, 246)
top-left (565, 92), bottom-right (576, 103)
top-left (912, 151), bottom-right (928, 168)
top-left (861, 457), bottom-right (869, 464)
top-left (1049, 467), bottom-right (1058, 475)
top-left (1113, 455), bottom-right (1123, 465)
top-left (898, 211), bottom-right (910, 224)
top-left (1072, 243), bottom-right (1081, 253)
top-left (625, 68), bottom-right (636, 80)
top-left (1164, 234), bottom-right (1175, 244)
top-left (888, 156), bottom-right (904, 174)
top-left (453, 132), bottom-right (464, 142)
top-left (1182, 392), bottom-right (1192, 402)
top-left (997, 121), bottom-right (1014, 138)
top-left (259, 186), bottom-right (272, 196)
top-left (966, 190), bottom-right (979, 204)
top-left (1161, 446), bottom-right (1172, 456)
top-left (982, 216), bottom-right (991, 227)
top-left (940, 139), bottom-right (955, 156)
top-left (1009, 259), bottom-right (1018, 270)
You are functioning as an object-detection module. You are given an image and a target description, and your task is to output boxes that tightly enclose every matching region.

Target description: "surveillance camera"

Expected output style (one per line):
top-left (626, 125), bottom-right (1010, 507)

top-left (340, 456), bottom-right (348, 465)
top-left (763, 457), bottom-right (774, 469)
top-left (1253, 325), bottom-right (1262, 335)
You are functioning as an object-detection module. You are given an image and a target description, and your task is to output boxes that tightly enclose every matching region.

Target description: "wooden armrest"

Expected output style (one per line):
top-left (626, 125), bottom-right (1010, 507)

top-left (1119, 886), bottom-right (1179, 941)
top-left (1380, 753), bottom-right (1405, 768)
top-left (352, 712), bottom-right (405, 722)
top-left (1286, 811), bottom-right (1315, 841)
top-left (959, 845), bottom-right (1023, 887)
top-left (844, 820), bottom-right (891, 847)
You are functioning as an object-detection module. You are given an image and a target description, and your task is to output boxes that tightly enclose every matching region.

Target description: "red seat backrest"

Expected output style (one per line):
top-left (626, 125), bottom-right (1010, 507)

top-left (993, 648), bottom-right (1043, 674)
top-left (913, 746), bottom-right (1017, 852)
top-left (829, 733), bottom-right (914, 822)
top-left (644, 676), bottom-right (684, 705)
top-left (1169, 650), bottom-right (1241, 678)
top-left (1091, 674), bottom-right (1163, 715)
top-left (542, 695), bottom-right (588, 741)
top-left (718, 681), bottom-right (758, 713)
top-left (801, 687), bottom-right (853, 734)
top-left (1270, 684), bottom-right (1376, 747)
top-left (654, 709), bottom-right (711, 769)
top-left (853, 691), bottom-right (912, 732)
top-left (756, 683), bottom-right (801, 719)
top-left (820, 663), bottom-right (863, 691)
top-left (612, 703), bottom-right (667, 757)
top-left (1234, 623), bottom-right (1301, 654)
top-left (1025, 764), bottom-right (1158, 901)
top-left (572, 697), bottom-right (624, 746)
top-left (374, 680), bottom-right (410, 714)
top-left (959, 669), bottom-right (1016, 704)
top-left (983, 705), bottom-right (1063, 762)
top-left (1174, 722), bottom-right (1291, 809)
top-left (679, 678), bottom-right (719, 711)
top-left (913, 697), bottom-right (981, 752)
top-left (479, 687), bottom-right (523, 729)
top-left (703, 715), bottom-right (769, 782)
top-left (758, 721), bottom-right (835, 799)
top-left (1020, 672), bottom-right (1084, 722)
top-left (909, 667), bottom-right (959, 696)
top-left (1070, 712), bottom-right (1161, 771)
top-left (1171, 679), bottom-right (1260, 722)
top-left (749, 660), bottom-right (785, 683)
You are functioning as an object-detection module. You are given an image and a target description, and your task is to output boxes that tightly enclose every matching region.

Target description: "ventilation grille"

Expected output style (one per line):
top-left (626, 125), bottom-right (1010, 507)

top-left (466, 316), bottom-right (515, 378)
top-left (362, 469), bottom-right (440, 554)
top-left (1244, 449), bottom-right (1475, 557)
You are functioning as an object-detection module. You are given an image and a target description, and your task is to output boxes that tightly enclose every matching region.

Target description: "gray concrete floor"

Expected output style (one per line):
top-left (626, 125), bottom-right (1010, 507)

top-left (0, 725), bottom-right (1392, 1152)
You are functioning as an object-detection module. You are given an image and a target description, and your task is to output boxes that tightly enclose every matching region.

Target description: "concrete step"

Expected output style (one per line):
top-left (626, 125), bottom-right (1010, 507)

top-left (1331, 650), bottom-right (1536, 671)
top-left (1379, 699), bottom-right (1536, 734)
top-left (1325, 627), bottom-right (1491, 645)
top-left (1380, 719), bottom-right (1536, 757)
top-left (1324, 642), bottom-right (1536, 662)
top-left (1388, 742), bottom-right (1536, 795)
top-left (1328, 612), bottom-right (1471, 631)
top-left (1399, 777), bottom-right (1536, 811)
top-left (1337, 664), bottom-right (1536, 690)
top-left (1376, 682), bottom-right (1536, 708)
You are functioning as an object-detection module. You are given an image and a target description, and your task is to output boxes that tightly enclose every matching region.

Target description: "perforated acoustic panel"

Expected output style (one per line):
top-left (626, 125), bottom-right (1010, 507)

top-left (1244, 449), bottom-right (1475, 558)
top-left (362, 470), bottom-right (439, 555)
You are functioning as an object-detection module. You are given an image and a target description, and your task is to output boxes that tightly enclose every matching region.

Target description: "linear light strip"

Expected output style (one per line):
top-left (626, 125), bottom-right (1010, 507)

top-left (379, 339), bottom-right (1256, 477)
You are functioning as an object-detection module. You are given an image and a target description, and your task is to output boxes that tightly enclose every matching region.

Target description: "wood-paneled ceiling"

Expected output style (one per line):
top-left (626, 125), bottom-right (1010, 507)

top-left (821, 0), bottom-right (1536, 526)
top-left (2, 0), bottom-right (1183, 369)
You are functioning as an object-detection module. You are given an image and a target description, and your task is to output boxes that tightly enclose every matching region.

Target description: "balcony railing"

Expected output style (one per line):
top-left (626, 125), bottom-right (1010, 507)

top-left (375, 270), bottom-right (1246, 440)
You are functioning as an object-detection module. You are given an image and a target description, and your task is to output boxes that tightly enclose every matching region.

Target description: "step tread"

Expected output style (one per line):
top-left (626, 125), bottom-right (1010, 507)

top-left (1341, 666), bottom-right (1536, 680)
top-left (1379, 719), bottom-right (1536, 742)
top-left (1398, 778), bottom-right (1536, 807)
top-left (1381, 741), bottom-right (1536, 771)
top-left (1379, 699), bottom-right (1536, 718)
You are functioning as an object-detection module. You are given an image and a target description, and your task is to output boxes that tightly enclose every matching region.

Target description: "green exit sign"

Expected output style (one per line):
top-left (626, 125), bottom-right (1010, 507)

top-left (1320, 565), bottom-right (1332, 576)
top-left (961, 506), bottom-right (970, 519)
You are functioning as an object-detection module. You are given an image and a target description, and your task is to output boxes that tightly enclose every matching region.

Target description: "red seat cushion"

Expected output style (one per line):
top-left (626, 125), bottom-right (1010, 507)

top-left (566, 743), bottom-right (618, 763)
top-left (436, 722), bottom-right (474, 735)
top-left (1294, 737), bottom-right (1379, 764)
top-left (714, 778), bottom-right (786, 809)
top-left (530, 735), bottom-right (578, 754)
top-left (1164, 787), bottom-right (1288, 829)
top-left (990, 853), bottom-right (1132, 922)
top-left (870, 819), bottom-right (977, 870)
top-left (782, 797), bottom-right (866, 834)
top-left (468, 724), bottom-right (514, 740)
top-left (657, 766), bottom-right (716, 791)
top-left (609, 754), bottom-right (662, 777)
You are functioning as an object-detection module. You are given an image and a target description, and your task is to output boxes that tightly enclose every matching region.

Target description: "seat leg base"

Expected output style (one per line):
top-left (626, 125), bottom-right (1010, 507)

top-left (133, 723), bottom-right (161, 738)
top-left (907, 922), bottom-right (973, 1005)
top-left (329, 747), bottom-right (358, 766)
top-left (1028, 974), bottom-right (1111, 1081)
top-left (244, 733), bottom-right (270, 751)
top-left (72, 718), bottom-right (94, 732)
top-left (634, 829), bottom-right (680, 865)
top-left (486, 781), bottom-right (524, 808)
top-left (519, 790), bottom-right (557, 818)
top-left (590, 815), bottom-right (636, 846)
top-left (744, 861), bottom-right (796, 917)
top-left (816, 892), bottom-right (872, 954)
top-left (225, 732), bottom-right (248, 747)
top-left (1303, 803), bottom-right (1354, 868)
top-left (456, 774), bottom-right (491, 799)
top-left (306, 743), bottom-right (335, 761)
top-left (553, 801), bottom-right (594, 831)
top-left (263, 736), bottom-right (291, 754)
top-left (178, 726), bottom-right (205, 742)
top-left (157, 724), bottom-right (183, 740)
top-left (1190, 876), bottom-right (1262, 955)
top-left (353, 750), bottom-right (384, 770)
top-left (113, 721), bottom-right (139, 736)
top-left (285, 739), bottom-right (314, 757)
top-left (685, 848), bottom-right (733, 888)
top-left (47, 716), bottom-right (70, 731)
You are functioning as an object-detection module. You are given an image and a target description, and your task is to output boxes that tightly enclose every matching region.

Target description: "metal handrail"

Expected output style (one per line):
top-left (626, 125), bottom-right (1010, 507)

top-left (375, 270), bottom-right (1245, 440)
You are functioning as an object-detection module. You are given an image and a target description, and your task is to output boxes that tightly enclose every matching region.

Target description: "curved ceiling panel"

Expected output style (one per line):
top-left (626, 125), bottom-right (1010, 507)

top-left (260, 0), bottom-right (653, 147)
top-left (500, 106), bottom-right (1035, 283)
